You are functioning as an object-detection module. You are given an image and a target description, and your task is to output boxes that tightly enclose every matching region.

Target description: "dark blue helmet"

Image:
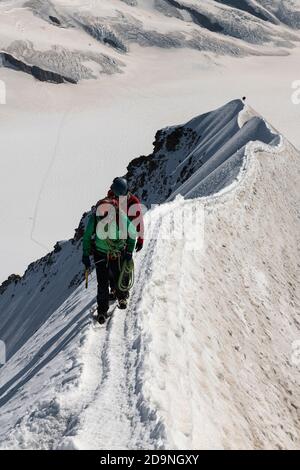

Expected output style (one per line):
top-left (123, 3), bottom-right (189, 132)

top-left (110, 177), bottom-right (128, 196)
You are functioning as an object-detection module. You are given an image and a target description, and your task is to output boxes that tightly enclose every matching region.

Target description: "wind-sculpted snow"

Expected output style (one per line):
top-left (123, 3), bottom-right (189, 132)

top-left (0, 0), bottom-right (299, 82)
top-left (125, 99), bottom-right (279, 205)
top-left (169, 115), bottom-right (280, 199)
top-left (0, 100), bottom-right (299, 448)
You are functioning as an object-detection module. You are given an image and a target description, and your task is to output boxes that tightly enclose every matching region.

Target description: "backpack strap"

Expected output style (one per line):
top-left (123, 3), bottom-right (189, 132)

top-left (93, 197), bottom-right (120, 236)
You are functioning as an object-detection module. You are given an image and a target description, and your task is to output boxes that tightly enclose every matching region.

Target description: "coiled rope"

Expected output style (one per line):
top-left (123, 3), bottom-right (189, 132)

top-left (118, 259), bottom-right (135, 292)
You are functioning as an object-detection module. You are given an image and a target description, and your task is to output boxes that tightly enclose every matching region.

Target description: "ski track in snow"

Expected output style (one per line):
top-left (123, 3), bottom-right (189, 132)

top-left (30, 107), bottom-right (73, 251)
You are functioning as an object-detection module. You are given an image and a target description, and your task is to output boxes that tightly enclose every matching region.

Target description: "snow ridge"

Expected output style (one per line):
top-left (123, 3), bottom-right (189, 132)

top-left (126, 99), bottom-right (279, 205)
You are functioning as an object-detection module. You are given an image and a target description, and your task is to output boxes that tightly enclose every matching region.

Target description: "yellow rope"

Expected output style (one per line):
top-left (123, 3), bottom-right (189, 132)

top-left (118, 259), bottom-right (134, 292)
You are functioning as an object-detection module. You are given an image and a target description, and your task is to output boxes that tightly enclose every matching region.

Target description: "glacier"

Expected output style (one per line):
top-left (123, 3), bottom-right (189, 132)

top-left (0, 0), bottom-right (300, 82)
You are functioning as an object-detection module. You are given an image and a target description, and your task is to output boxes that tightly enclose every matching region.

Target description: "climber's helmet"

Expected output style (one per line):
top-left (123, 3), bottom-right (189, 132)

top-left (110, 177), bottom-right (128, 197)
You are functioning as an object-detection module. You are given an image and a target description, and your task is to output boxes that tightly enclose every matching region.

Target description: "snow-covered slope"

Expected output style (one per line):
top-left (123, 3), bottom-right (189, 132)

top-left (126, 99), bottom-right (280, 204)
top-left (0, 99), bottom-right (299, 449)
top-left (1, 0), bottom-right (300, 82)
top-left (1, 0), bottom-right (300, 285)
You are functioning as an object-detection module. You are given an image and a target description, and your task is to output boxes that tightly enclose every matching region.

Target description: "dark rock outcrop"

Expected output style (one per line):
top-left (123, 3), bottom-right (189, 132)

top-left (0, 52), bottom-right (77, 84)
top-left (163, 0), bottom-right (224, 33)
top-left (49, 15), bottom-right (61, 26)
top-left (0, 275), bottom-right (21, 296)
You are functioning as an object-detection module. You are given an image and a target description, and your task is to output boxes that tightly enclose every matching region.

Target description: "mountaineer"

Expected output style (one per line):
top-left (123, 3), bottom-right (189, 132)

top-left (82, 177), bottom-right (143, 324)
top-left (107, 177), bottom-right (144, 299)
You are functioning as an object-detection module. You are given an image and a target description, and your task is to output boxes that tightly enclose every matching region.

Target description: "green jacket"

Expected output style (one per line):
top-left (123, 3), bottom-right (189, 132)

top-left (83, 212), bottom-right (137, 257)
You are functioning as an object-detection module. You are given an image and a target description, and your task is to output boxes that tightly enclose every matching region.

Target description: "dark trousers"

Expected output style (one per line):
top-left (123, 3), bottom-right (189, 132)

top-left (94, 251), bottom-right (127, 313)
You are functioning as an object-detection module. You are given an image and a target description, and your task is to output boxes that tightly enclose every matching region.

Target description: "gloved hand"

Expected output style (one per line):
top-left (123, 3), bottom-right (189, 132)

top-left (135, 239), bottom-right (143, 252)
top-left (82, 255), bottom-right (91, 269)
top-left (124, 251), bottom-right (133, 262)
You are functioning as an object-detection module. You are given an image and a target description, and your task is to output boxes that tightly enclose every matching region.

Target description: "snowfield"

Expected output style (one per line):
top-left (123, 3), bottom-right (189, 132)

top-left (1, 0), bottom-right (300, 82)
top-left (0, 101), bottom-right (299, 449)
